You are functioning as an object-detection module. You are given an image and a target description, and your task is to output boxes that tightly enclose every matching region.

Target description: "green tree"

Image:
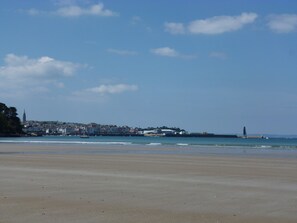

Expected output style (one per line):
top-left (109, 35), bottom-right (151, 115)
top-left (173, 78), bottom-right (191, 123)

top-left (0, 102), bottom-right (23, 136)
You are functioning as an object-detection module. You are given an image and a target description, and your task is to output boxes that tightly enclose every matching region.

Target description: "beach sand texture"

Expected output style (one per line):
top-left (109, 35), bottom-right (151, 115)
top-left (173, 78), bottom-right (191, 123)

top-left (0, 144), bottom-right (297, 223)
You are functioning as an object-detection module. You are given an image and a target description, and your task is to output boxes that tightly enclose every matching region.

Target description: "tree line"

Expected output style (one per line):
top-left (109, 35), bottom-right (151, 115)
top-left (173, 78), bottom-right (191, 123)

top-left (0, 102), bottom-right (23, 136)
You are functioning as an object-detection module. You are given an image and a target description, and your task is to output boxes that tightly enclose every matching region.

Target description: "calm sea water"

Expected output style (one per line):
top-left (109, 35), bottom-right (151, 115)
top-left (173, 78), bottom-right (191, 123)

top-left (1, 136), bottom-right (297, 157)
top-left (1, 135), bottom-right (297, 148)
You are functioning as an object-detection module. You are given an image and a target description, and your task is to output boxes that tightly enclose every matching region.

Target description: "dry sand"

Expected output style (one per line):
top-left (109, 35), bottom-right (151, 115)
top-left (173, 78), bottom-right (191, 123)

top-left (0, 144), bottom-right (297, 223)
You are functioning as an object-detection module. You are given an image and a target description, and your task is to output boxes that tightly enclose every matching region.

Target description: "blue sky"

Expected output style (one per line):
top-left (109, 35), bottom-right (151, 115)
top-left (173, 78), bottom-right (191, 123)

top-left (1, 0), bottom-right (297, 134)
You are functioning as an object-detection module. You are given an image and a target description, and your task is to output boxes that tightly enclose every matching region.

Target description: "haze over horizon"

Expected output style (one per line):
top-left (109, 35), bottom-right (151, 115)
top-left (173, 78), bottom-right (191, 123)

top-left (1, 0), bottom-right (297, 135)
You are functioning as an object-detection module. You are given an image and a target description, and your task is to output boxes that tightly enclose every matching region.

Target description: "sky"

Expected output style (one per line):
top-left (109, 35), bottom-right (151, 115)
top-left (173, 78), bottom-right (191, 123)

top-left (0, 0), bottom-right (297, 134)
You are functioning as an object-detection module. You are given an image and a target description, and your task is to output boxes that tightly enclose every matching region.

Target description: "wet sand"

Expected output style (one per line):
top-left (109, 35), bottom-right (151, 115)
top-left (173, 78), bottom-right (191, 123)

top-left (0, 144), bottom-right (297, 223)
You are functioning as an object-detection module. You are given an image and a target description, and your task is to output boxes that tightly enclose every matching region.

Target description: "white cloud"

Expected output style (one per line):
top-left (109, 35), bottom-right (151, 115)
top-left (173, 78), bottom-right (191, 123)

top-left (164, 22), bottom-right (185, 34)
top-left (87, 84), bottom-right (138, 94)
top-left (151, 47), bottom-right (179, 57)
top-left (107, 48), bottom-right (138, 56)
top-left (26, 3), bottom-right (117, 17)
top-left (150, 47), bottom-right (196, 59)
top-left (55, 3), bottom-right (117, 17)
top-left (0, 54), bottom-right (82, 97)
top-left (165, 12), bottom-right (258, 35)
top-left (267, 14), bottom-right (297, 33)
top-left (0, 54), bottom-right (80, 78)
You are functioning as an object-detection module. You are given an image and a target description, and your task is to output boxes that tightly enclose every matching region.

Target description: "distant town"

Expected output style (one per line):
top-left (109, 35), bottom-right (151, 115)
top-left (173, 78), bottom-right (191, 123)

top-left (21, 110), bottom-right (267, 139)
top-left (0, 105), bottom-right (267, 139)
top-left (22, 120), bottom-right (187, 137)
top-left (22, 111), bottom-right (243, 138)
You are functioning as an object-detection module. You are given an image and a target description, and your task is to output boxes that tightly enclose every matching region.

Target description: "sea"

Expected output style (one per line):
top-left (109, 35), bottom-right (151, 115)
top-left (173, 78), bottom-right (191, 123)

top-left (1, 135), bottom-right (297, 158)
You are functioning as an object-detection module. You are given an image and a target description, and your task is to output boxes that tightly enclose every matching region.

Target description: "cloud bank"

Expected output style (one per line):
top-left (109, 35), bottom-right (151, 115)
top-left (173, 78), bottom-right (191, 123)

top-left (55, 3), bottom-right (116, 17)
top-left (27, 3), bottom-right (117, 17)
top-left (267, 14), bottom-right (297, 33)
top-left (165, 12), bottom-right (258, 35)
top-left (0, 54), bottom-right (82, 97)
top-left (0, 54), bottom-right (80, 78)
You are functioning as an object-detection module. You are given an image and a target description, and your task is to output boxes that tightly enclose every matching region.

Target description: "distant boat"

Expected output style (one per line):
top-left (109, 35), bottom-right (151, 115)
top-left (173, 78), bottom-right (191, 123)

top-left (80, 135), bottom-right (89, 138)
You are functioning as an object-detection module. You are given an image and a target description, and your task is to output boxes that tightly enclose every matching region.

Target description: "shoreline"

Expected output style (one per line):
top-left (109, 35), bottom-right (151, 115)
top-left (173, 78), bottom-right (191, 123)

top-left (1, 142), bottom-right (297, 159)
top-left (1, 143), bottom-right (297, 222)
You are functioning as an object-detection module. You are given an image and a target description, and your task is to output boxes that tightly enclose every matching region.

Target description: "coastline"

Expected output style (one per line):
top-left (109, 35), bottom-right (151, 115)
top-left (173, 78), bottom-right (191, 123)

top-left (2, 136), bottom-right (297, 159)
top-left (1, 143), bottom-right (297, 223)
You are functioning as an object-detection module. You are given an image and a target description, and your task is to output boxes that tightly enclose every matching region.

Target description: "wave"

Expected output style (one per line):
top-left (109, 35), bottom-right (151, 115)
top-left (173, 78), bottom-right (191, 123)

top-left (176, 143), bottom-right (189, 146)
top-left (1, 138), bottom-right (297, 150)
top-left (146, 143), bottom-right (162, 146)
top-left (0, 140), bottom-right (132, 146)
top-left (255, 145), bottom-right (272, 149)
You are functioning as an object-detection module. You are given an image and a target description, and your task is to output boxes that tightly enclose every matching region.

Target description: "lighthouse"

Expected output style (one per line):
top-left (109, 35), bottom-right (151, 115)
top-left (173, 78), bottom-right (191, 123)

top-left (243, 126), bottom-right (247, 138)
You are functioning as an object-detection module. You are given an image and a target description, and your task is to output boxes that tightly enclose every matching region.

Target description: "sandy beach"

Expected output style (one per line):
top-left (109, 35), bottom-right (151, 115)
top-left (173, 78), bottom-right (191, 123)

top-left (0, 143), bottom-right (297, 223)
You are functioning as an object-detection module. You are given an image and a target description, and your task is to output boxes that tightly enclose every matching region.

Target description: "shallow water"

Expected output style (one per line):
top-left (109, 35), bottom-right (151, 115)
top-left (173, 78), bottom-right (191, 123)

top-left (1, 136), bottom-right (297, 158)
top-left (1, 135), bottom-right (297, 148)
